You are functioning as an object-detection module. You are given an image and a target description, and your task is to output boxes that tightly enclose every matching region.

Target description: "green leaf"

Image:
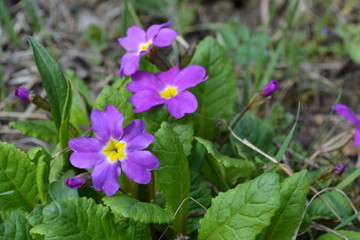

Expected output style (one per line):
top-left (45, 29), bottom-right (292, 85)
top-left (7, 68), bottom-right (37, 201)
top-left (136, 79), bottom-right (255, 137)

top-left (103, 193), bottom-right (174, 224)
top-left (308, 190), bottom-right (352, 220)
top-left (0, 142), bottom-right (38, 212)
top-left (1, 211), bottom-right (31, 240)
top-left (9, 120), bottom-right (58, 143)
top-left (316, 230), bottom-right (360, 240)
top-left (186, 171), bottom-right (212, 235)
top-left (150, 122), bottom-right (190, 235)
top-left (93, 84), bottom-right (134, 126)
top-left (259, 170), bottom-right (310, 240)
top-left (48, 170), bottom-right (78, 201)
top-left (142, 106), bottom-right (194, 156)
top-left (231, 114), bottom-right (275, 160)
top-left (27, 36), bottom-right (69, 131)
top-left (27, 147), bottom-right (52, 204)
top-left (115, 216), bottom-right (152, 240)
top-left (195, 137), bottom-right (255, 170)
top-left (29, 196), bottom-right (127, 239)
top-left (198, 173), bottom-right (281, 240)
top-left (338, 24), bottom-right (360, 64)
top-left (189, 36), bottom-right (237, 139)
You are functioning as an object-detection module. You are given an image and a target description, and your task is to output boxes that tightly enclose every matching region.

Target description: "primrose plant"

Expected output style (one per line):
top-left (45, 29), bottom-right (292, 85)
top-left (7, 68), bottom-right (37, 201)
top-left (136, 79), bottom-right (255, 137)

top-left (3, 20), bottom-right (359, 240)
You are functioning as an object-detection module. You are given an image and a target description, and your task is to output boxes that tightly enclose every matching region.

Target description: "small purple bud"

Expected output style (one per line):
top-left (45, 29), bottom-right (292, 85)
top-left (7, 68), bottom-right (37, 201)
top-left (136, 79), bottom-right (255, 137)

top-left (332, 164), bottom-right (345, 176)
top-left (262, 80), bottom-right (279, 97)
top-left (15, 88), bottom-right (31, 102)
top-left (65, 176), bottom-right (86, 189)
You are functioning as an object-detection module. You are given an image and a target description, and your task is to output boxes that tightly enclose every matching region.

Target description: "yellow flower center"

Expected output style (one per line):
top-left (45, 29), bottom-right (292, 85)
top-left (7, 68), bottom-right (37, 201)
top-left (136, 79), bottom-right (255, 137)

top-left (160, 86), bottom-right (178, 99)
top-left (102, 138), bottom-right (127, 163)
top-left (139, 40), bottom-right (152, 53)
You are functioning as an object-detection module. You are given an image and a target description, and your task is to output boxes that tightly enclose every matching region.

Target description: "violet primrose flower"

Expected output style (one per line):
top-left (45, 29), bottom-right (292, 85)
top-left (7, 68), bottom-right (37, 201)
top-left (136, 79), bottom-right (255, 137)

top-left (262, 80), bottom-right (279, 97)
top-left (15, 88), bottom-right (31, 102)
top-left (333, 104), bottom-right (360, 147)
top-left (127, 65), bottom-right (208, 119)
top-left (118, 21), bottom-right (178, 77)
top-left (68, 105), bottom-right (159, 196)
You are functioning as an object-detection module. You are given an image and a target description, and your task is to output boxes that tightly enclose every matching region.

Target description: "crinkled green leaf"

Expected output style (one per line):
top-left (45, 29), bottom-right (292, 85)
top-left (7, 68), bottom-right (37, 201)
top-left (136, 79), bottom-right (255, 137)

top-left (316, 230), bottom-right (360, 240)
top-left (9, 120), bottom-right (58, 143)
top-left (195, 137), bottom-right (255, 170)
top-left (196, 136), bottom-right (255, 189)
top-left (198, 173), bottom-right (281, 240)
top-left (259, 170), bottom-right (310, 240)
top-left (142, 106), bottom-right (194, 156)
top-left (115, 215), bottom-right (152, 240)
top-left (0, 142), bottom-right (38, 212)
top-left (29, 196), bottom-right (127, 239)
top-left (27, 147), bottom-right (52, 204)
top-left (186, 171), bottom-right (212, 235)
top-left (27, 36), bottom-right (69, 131)
top-left (103, 193), bottom-right (174, 224)
top-left (150, 122), bottom-right (190, 235)
top-left (1, 211), bottom-right (31, 240)
top-left (309, 190), bottom-right (352, 220)
top-left (189, 36), bottom-right (237, 139)
top-left (231, 114), bottom-right (275, 160)
top-left (93, 83), bottom-right (134, 126)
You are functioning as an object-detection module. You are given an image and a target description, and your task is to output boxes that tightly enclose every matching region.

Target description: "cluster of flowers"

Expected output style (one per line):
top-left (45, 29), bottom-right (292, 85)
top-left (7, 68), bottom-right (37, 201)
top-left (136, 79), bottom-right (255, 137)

top-left (69, 21), bottom-right (208, 196)
top-left (14, 21), bottom-right (281, 196)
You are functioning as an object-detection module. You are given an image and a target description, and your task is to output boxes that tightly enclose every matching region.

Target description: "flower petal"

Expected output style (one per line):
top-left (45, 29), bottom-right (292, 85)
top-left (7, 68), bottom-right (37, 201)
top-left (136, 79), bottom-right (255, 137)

top-left (126, 150), bottom-right (159, 170)
top-left (127, 70), bottom-right (163, 92)
top-left (165, 91), bottom-right (198, 118)
top-left (153, 28), bottom-right (178, 47)
top-left (174, 65), bottom-right (207, 92)
top-left (123, 119), bottom-right (154, 151)
top-left (155, 65), bottom-right (180, 86)
top-left (68, 136), bottom-right (104, 152)
top-left (92, 161), bottom-right (121, 196)
top-left (126, 25), bottom-right (146, 44)
top-left (120, 52), bottom-right (140, 78)
top-left (333, 104), bottom-right (360, 125)
top-left (118, 37), bottom-right (139, 52)
top-left (121, 158), bottom-right (152, 184)
top-left (90, 109), bottom-right (110, 143)
top-left (354, 128), bottom-right (360, 147)
top-left (70, 152), bottom-right (105, 169)
top-left (130, 90), bottom-right (164, 113)
top-left (146, 21), bottom-right (173, 41)
top-left (104, 105), bottom-right (124, 140)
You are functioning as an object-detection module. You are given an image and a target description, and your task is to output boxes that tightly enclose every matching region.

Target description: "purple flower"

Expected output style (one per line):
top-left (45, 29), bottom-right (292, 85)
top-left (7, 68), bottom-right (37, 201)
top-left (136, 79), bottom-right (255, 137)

top-left (68, 105), bottom-right (159, 196)
top-left (66, 176), bottom-right (86, 189)
top-left (118, 21), bottom-right (178, 77)
top-left (127, 65), bottom-right (208, 119)
top-left (15, 88), bottom-right (31, 102)
top-left (262, 80), bottom-right (279, 97)
top-left (333, 104), bottom-right (360, 147)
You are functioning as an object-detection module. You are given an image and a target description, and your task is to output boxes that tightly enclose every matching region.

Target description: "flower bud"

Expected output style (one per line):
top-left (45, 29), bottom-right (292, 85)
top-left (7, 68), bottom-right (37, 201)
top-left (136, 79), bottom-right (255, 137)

top-left (65, 173), bottom-right (91, 189)
top-left (262, 80), bottom-right (279, 97)
top-left (15, 88), bottom-right (31, 102)
top-left (331, 164), bottom-right (345, 176)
